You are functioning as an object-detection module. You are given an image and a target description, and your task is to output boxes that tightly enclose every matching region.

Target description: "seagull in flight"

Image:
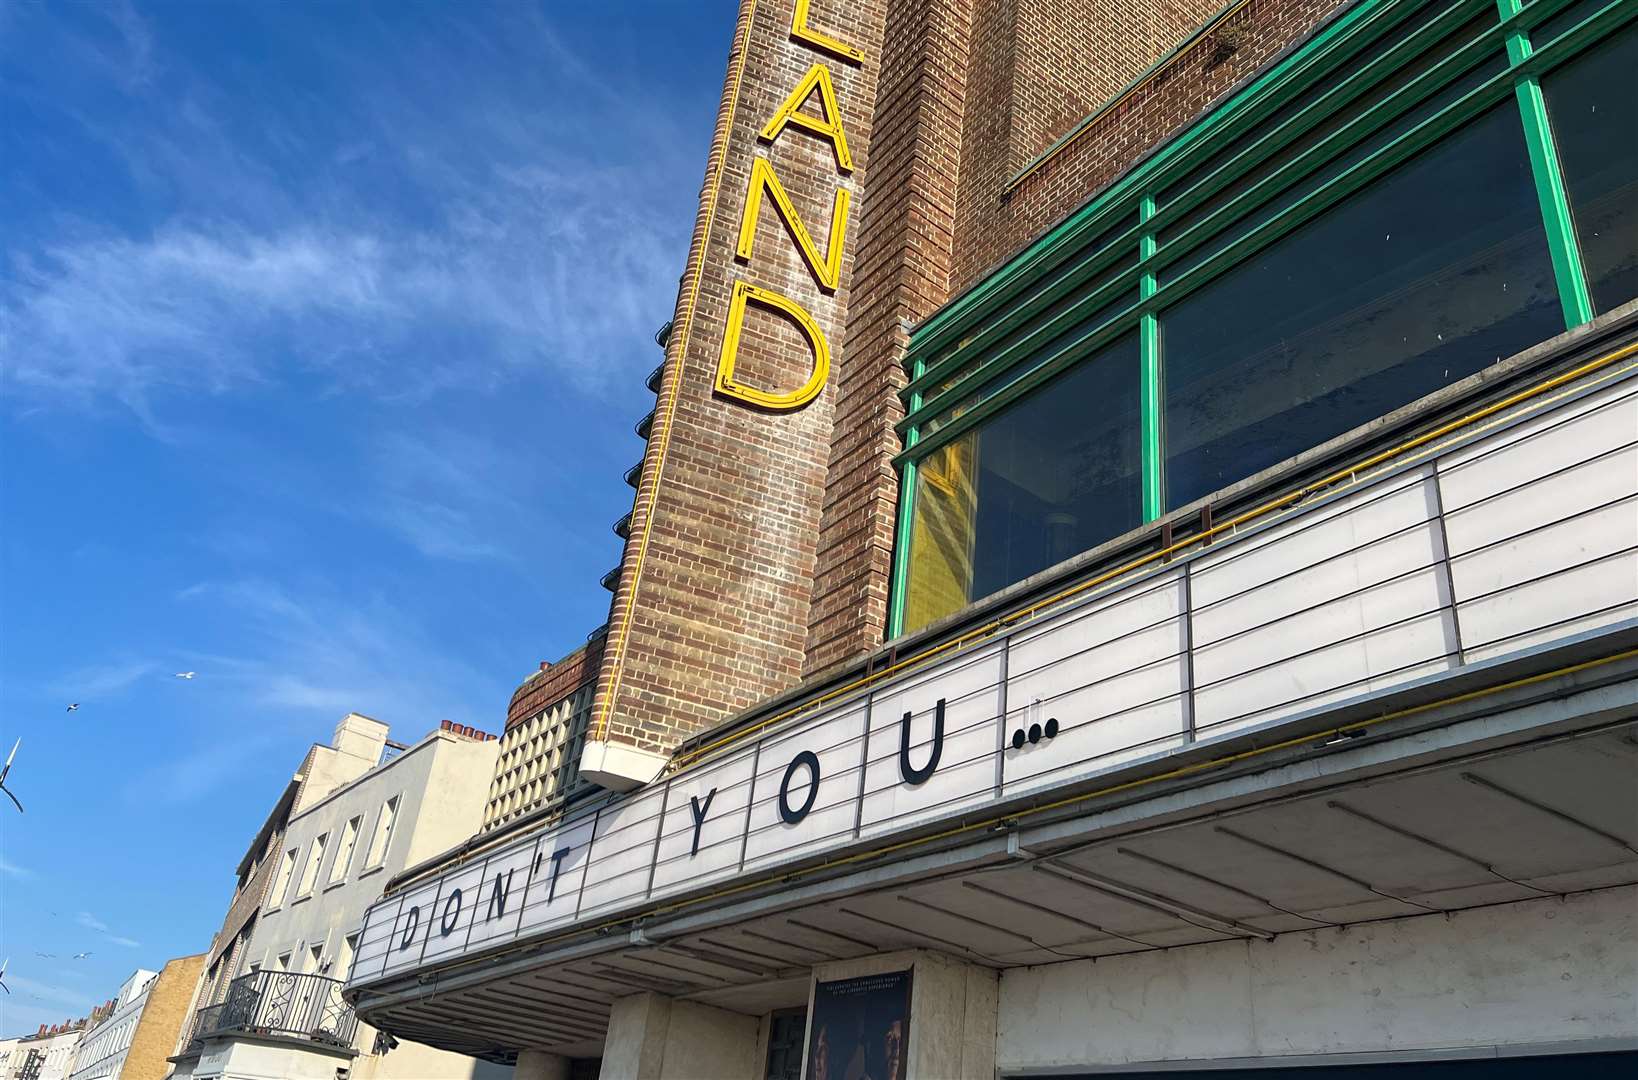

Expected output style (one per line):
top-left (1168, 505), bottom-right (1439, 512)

top-left (73, 952), bottom-right (92, 960)
top-left (66, 703), bottom-right (79, 712)
top-left (174, 672), bottom-right (196, 679)
top-left (35, 952), bottom-right (54, 959)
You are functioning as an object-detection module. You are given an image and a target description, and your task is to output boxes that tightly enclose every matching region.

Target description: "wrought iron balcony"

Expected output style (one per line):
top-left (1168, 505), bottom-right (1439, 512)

top-left (186, 971), bottom-right (357, 1052)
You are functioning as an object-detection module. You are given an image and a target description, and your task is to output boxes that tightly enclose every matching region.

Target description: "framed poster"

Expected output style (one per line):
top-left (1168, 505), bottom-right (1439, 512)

top-left (805, 970), bottom-right (912, 1080)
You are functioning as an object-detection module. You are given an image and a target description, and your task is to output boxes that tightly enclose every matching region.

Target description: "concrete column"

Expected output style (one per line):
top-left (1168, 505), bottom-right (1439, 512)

top-left (598, 992), bottom-right (760, 1080)
top-left (807, 950), bottom-right (997, 1080)
top-left (515, 1049), bottom-right (570, 1080)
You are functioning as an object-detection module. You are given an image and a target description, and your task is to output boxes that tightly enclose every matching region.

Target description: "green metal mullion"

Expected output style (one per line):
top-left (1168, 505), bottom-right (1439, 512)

top-left (901, 265), bottom-right (1142, 432)
top-left (887, 361), bottom-right (926, 640)
top-left (902, 226), bottom-right (1143, 406)
top-left (1150, 14), bottom-right (1510, 283)
top-left (906, 0), bottom-right (1412, 365)
top-left (906, 0), bottom-right (1507, 428)
top-left (1497, 0), bottom-right (1595, 327)
top-left (1155, 0), bottom-right (1488, 237)
top-left (895, 304), bottom-right (1143, 465)
top-left (1139, 195), bottom-right (1162, 521)
top-left (896, 0), bottom-right (1633, 473)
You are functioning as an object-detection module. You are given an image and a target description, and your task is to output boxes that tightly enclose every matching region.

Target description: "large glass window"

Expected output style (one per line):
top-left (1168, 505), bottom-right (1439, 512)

top-left (1159, 104), bottom-right (1560, 510)
top-left (1542, 24), bottom-right (1638, 314)
top-left (904, 334), bottom-right (1140, 630)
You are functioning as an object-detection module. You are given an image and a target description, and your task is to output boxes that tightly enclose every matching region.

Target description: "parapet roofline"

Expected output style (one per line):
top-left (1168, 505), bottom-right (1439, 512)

top-left (233, 771), bottom-right (303, 879)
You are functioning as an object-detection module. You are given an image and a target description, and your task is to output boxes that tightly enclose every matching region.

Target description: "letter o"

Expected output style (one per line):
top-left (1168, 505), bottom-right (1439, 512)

top-left (440, 888), bottom-right (463, 937)
top-left (399, 905), bottom-right (420, 951)
top-left (778, 750), bottom-right (822, 825)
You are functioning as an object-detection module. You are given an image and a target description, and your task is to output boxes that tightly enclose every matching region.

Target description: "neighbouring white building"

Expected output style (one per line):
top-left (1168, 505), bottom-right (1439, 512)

top-left (65, 970), bottom-right (157, 1080)
top-left (6, 1023), bottom-right (87, 1080)
top-left (169, 714), bottom-right (509, 1080)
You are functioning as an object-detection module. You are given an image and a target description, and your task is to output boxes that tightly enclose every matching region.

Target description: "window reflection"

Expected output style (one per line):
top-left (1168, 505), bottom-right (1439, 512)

top-left (1159, 104), bottom-right (1561, 510)
top-left (905, 335), bottom-right (1140, 631)
top-left (1543, 25), bottom-right (1638, 315)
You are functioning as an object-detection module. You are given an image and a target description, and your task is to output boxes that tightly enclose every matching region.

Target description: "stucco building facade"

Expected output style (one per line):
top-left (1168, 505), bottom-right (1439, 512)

top-left (165, 716), bottom-right (508, 1080)
top-left (344, 0), bottom-right (1638, 1078)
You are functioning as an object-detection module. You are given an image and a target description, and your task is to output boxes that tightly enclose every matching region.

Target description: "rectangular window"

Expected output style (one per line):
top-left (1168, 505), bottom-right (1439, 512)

top-left (364, 796), bottom-right (400, 869)
top-left (904, 333), bottom-right (1141, 631)
top-left (268, 847), bottom-right (298, 910)
top-left (1159, 104), bottom-right (1560, 510)
top-left (328, 815), bottom-right (362, 886)
top-left (295, 833), bottom-right (328, 898)
top-left (336, 933), bottom-right (359, 982)
top-left (1542, 24), bottom-right (1638, 314)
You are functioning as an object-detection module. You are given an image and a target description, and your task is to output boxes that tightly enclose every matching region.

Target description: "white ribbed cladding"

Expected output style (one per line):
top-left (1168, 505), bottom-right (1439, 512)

top-left (347, 364), bottom-right (1638, 992)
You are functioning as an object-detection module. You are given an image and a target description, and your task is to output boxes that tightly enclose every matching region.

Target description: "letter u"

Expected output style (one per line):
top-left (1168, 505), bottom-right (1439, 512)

top-left (899, 698), bottom-right (945, 785)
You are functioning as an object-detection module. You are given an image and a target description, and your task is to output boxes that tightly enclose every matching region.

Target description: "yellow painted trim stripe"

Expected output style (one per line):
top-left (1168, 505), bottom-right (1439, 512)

top-left (595, 0), bottom-right (761, 742)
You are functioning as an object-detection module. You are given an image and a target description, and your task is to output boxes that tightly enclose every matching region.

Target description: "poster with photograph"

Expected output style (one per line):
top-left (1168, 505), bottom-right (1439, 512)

top-left (805, 970), bottom-right (912, 1080)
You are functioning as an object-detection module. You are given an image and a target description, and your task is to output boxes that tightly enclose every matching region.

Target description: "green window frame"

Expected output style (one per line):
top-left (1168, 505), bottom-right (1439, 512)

top-left (888, 0), bottom-right (1634, 637)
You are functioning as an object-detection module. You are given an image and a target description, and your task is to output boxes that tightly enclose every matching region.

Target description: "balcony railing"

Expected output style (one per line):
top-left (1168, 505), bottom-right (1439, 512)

top-left (184, 971), bottom-right (357, 1053)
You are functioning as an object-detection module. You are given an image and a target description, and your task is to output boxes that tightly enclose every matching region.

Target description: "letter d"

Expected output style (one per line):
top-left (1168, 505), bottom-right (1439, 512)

top-left (714, 280), bottom-right (830, 412)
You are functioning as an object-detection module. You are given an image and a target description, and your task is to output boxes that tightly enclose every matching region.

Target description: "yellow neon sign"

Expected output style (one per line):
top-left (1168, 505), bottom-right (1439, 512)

top-left (714, 281), bottom-right (832, 411)
top-left (736, 157), bottom-right (851, 293)
top-left (789, 0), bottom-right (864, 64)
top-left (713, 2), bottom-right (863, 415)
top-left (758, 62), bottom-right (854, 174)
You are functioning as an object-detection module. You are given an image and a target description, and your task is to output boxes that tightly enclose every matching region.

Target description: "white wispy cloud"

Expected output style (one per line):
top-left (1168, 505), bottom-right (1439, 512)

top-left (46, 660), bottom-right (157, 701)
top-left (165, 577), bottom-right (498, 757)
top-left (2, 1), bottom-right (691, 425)
top-left (75, 911), bottom-right (140, 949)
top-left (0, 855), bottom-right (33, 878)
top-left (75, 911), bottom-right (109, 933)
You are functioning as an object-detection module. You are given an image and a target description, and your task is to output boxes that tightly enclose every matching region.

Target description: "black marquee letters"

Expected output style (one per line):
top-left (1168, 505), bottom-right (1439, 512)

top-left (440, 888), bottom-right (463, 936)
top-left (546, 846), bottom-right (573, 902)
top-left (488, 868), bottom-right (515, 919)
top-left (899, 698), bottom-right (945, 785)
top-left (779, 750), bottom-right (822, 824)
top-left (689, 788), bottom-right (717, 856)
top-left (399, 905), bottom-right (420, 950)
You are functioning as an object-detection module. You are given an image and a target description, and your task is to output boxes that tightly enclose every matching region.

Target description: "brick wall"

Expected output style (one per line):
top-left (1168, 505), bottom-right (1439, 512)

top-left (804, 0), bottom-right (974, 674)
top-left (805, 0), bottom-right (1234, 673)
top-left (949, 0), bottom-right (1227, 288)
top-left (955, 0), bottom-right (1349, 289)
top-left (507, 637), bottom-right (604, 734)
top-left (124, 954), bottom-right (205, 1080)
top-left (588, 0), bottom-right (1355, 761)
top-left (591, 0), bottom-right (890, 754)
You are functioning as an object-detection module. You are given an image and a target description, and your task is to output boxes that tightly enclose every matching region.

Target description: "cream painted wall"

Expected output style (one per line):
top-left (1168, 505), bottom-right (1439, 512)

top-left (598, 994), bottom-right (761, 1080)
top-left (65, 969), bottom-right (158, 1080)
top-left (247, 727), bottom-right (503, 1080)
top-left (996, 886), bottom-right (1638, 1073)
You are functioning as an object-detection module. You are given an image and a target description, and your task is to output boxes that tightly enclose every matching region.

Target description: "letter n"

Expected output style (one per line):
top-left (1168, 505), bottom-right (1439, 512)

top-left (488, 868), bottom-right (515, 920)
top-left (737, 157), bottom-right (849, 293)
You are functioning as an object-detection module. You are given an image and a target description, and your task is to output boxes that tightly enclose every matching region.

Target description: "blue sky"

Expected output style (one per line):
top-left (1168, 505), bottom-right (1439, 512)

top-left (0, 0), bottom-right (733, 1037)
